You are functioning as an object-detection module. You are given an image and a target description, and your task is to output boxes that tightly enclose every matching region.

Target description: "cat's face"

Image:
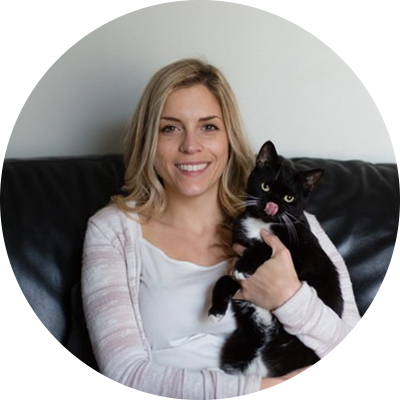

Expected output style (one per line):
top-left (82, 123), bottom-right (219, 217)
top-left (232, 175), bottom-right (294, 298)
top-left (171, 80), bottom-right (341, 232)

top-left (246, 141), bottom-right (323, 223)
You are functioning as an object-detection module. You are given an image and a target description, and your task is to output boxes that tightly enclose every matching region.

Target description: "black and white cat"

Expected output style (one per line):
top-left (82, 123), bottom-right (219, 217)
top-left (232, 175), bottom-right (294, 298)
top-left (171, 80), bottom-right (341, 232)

top-left (208, 141), bottom-right (343, 377)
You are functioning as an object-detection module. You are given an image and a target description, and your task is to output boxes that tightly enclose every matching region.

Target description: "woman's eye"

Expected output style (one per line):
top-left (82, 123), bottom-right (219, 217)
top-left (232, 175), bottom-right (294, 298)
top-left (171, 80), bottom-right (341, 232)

top-left (161, 125), bottom-right (179, 134)
top-left (284, 194), bottom-right (295, 203)
top-left (261, 183), bottom-right (270, 192)
top-left (203, 124), bottom-right (218, 132)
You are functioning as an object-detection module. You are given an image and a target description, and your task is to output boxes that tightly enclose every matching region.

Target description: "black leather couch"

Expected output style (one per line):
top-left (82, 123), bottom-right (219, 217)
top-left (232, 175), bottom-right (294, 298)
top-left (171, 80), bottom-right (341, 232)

top-left (1, 154), bottom-right (399, 371)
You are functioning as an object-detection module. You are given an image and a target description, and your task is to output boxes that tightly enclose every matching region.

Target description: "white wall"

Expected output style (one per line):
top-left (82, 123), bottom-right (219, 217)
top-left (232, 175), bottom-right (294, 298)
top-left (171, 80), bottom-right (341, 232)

top-left (5, 1), bottom-right (395, 163)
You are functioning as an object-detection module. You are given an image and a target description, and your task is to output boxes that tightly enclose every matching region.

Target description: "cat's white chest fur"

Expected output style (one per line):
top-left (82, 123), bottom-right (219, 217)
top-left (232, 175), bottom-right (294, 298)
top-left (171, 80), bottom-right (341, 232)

top-left (242, 217), bottom-right (273, 241)
top-left (233, 217), bottom-right (273, 281)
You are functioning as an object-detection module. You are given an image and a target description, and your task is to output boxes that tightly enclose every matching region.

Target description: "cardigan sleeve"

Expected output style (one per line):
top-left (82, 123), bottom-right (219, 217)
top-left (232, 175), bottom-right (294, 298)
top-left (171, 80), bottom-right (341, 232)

top-left (81, 215), bottom-right (261, 400)
top-left (272, 213), bottom-right (361, 358)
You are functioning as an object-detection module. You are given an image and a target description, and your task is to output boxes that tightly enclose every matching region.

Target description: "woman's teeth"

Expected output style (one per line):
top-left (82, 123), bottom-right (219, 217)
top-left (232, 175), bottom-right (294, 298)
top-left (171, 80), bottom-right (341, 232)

top-left (177, 163), bottom-right (208, 172)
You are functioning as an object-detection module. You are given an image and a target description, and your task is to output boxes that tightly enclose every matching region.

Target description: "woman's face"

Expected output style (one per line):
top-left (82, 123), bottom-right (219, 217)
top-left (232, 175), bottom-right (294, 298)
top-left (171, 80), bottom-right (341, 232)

top-left (155, 84), bottom-right (229, 201)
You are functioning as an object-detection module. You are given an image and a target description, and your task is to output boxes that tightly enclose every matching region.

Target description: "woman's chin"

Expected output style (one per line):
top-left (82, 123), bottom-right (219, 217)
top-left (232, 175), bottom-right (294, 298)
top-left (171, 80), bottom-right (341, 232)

top-left (167, 182), bottom-right (219, 200)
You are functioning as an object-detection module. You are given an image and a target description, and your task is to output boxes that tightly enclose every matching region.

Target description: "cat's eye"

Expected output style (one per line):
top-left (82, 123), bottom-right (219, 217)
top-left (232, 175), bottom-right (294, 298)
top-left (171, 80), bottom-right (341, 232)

top-left (261, 183), bottom-right (270, 192)
top-left (284, 195), bottom-right (295, 203)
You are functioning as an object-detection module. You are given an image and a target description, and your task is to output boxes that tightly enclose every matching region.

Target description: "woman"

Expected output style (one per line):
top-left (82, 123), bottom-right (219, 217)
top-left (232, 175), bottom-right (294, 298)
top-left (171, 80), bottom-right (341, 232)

top-left (82, 58), bottom-right (360, 398)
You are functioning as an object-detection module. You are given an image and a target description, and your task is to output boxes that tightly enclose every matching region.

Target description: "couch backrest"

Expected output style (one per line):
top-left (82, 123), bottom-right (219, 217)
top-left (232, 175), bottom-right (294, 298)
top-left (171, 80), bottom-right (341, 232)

top-left (291, 157), bottom-right (399, 315)
top-left (1, 155), bottom-right (399, 346)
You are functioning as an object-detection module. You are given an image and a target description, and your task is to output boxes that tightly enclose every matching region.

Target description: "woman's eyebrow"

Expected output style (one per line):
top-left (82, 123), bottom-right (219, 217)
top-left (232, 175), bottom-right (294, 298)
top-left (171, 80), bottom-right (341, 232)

top-left (160, 116), bottom-right (181, 122)
top-left (160, 115), bottom-right (222, 122)
top-left (199, 115), bottom-right (222, 122)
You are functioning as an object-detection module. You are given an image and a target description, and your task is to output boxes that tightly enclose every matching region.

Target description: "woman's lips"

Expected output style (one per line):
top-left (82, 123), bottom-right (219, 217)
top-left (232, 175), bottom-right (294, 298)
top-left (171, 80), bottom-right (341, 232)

top-left (175, 162), bottom-right (210, 175)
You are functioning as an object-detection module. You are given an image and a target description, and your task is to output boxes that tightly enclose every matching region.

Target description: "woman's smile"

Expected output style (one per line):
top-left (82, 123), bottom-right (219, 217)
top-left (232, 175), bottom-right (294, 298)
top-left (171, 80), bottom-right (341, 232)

top-left (176, 162), bottom-right (210, 174)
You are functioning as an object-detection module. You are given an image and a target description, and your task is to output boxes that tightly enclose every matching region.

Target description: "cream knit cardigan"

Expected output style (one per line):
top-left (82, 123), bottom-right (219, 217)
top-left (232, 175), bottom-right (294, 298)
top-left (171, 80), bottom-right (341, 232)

top-left (82, 204), bottom-right (360, 399)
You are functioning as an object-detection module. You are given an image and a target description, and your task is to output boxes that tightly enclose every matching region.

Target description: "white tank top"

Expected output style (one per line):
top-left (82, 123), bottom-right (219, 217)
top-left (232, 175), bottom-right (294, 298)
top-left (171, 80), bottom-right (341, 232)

top-left (138, 236), bottom-right (237, 371)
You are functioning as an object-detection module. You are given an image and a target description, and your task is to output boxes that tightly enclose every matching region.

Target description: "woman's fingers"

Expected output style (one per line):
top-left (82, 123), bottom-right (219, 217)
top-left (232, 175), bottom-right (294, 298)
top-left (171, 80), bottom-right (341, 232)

top-left (261, 229), bottom-right (285, 255)
top-left (231, 231), bottom-right (301, 310)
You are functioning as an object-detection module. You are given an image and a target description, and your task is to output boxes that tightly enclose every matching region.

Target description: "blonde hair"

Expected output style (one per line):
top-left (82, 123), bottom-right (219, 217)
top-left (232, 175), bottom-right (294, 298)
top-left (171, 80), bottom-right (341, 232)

top-left (113, 58), bottom-right (254, 222)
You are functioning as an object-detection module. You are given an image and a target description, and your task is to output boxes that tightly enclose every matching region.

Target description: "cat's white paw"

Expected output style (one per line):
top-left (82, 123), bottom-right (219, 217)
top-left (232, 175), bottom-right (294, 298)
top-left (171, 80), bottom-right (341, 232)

top-left (208, 313), bottom-right (224, 323)
top-left (233, 270), bottom-right (247, 281)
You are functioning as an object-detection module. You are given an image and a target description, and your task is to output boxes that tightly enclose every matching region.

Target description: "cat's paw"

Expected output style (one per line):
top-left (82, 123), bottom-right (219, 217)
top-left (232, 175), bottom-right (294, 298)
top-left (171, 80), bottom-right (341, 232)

top-left (233, 270), bottom-right (249, 280)
top-left (208, 306), bottom-right (226, 323)
top-left (208, 313), bottom-right (224, 323)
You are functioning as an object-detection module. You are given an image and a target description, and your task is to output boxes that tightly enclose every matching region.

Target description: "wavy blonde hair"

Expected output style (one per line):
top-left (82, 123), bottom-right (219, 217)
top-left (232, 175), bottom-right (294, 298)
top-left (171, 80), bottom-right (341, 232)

top-left (113, 58), bottom-right (254, 223)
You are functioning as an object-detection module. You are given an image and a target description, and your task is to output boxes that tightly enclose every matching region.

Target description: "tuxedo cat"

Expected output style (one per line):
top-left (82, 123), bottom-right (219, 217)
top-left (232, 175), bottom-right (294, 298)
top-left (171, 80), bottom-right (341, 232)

top-left (208, 141), bottom-right (343, 377)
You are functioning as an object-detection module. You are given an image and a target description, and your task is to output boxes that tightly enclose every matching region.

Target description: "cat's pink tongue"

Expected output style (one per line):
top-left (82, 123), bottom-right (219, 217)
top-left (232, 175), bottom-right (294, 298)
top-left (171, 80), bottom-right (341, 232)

top-left (264, 202), bottom-right (279, 216)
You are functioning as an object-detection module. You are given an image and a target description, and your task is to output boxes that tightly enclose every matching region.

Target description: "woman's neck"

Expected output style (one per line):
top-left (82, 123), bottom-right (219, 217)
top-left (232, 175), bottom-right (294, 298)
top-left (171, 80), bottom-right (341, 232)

top-left (159, 192), bottom-right (225, 234)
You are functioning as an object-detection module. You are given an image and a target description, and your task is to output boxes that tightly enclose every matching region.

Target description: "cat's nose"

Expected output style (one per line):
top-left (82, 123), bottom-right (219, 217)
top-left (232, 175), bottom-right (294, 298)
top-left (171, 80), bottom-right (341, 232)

top-left (264, 202), bottom-right (279, 216)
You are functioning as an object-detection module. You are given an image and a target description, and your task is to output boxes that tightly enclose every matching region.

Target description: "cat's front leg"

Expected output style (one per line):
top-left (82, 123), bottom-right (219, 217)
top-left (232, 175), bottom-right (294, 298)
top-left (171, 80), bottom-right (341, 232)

top-left (233, 241), bottom-right (272, 280)
top-left (208, 276), bottom-right (241, 322)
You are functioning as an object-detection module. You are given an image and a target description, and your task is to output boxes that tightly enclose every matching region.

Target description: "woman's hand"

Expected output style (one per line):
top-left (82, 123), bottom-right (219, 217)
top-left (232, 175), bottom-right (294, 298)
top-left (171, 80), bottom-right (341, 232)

top-left (233, 230), bottom-right (301, 311)
top-left (260, 365), bottom-right (321, 398)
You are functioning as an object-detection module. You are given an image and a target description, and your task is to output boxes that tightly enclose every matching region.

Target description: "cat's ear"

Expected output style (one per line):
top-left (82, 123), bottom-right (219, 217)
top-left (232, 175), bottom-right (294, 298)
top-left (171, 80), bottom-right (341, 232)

top-left (256, 141), bottom-right (278, 167)
top-left (298, 169), bottom-right (324, 191)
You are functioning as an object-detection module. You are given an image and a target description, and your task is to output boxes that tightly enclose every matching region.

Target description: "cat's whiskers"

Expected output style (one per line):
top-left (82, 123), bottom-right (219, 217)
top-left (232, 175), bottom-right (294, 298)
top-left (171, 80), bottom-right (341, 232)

top-left (244, 199), bottom-right (261, 205)
top-left (243, 201), bottom-right (261, 211)
top-left (283, 211), bottom-right (304, 225)
top-left (244, 205), bottom-right (260, 210)
top-left (246, 194), bottom-right (261, 201)
top-left (230, 199), bottom-right (261, 212)
top-left (280, 212), bottom-right (299, 244)
top-left (237, 195), bottom-right (262, 210)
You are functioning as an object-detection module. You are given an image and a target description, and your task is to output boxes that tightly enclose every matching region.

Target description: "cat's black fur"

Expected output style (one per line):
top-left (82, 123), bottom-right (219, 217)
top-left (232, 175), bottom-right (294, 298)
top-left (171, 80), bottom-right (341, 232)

top-left (208, 141), bottom-right (343, 377)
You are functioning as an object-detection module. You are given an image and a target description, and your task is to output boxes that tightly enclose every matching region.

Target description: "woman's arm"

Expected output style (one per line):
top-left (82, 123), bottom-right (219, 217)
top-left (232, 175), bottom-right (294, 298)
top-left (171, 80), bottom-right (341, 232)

top-left (272, 213), bottom-right (360, 357)
top-left (234, 213), bottom-right (360, 358)
top-left (81, 217), bottom-right (261, 399)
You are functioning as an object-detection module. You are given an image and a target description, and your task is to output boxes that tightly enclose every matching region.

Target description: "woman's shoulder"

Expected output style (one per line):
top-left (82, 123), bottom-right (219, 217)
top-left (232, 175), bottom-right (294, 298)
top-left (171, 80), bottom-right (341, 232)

top-left (87, 200), bottom-right (140, 239)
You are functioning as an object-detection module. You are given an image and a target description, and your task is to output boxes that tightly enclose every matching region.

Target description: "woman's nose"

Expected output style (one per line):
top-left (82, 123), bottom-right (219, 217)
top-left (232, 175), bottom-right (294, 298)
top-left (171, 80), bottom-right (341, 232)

top-left (179, 132), bottom-right (203, 154)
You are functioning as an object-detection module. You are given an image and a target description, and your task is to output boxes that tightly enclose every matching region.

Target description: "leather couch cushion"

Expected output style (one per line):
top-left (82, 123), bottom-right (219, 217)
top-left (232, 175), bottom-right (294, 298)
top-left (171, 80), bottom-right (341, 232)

top-left (1, 155), bottom-right (124, 344)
